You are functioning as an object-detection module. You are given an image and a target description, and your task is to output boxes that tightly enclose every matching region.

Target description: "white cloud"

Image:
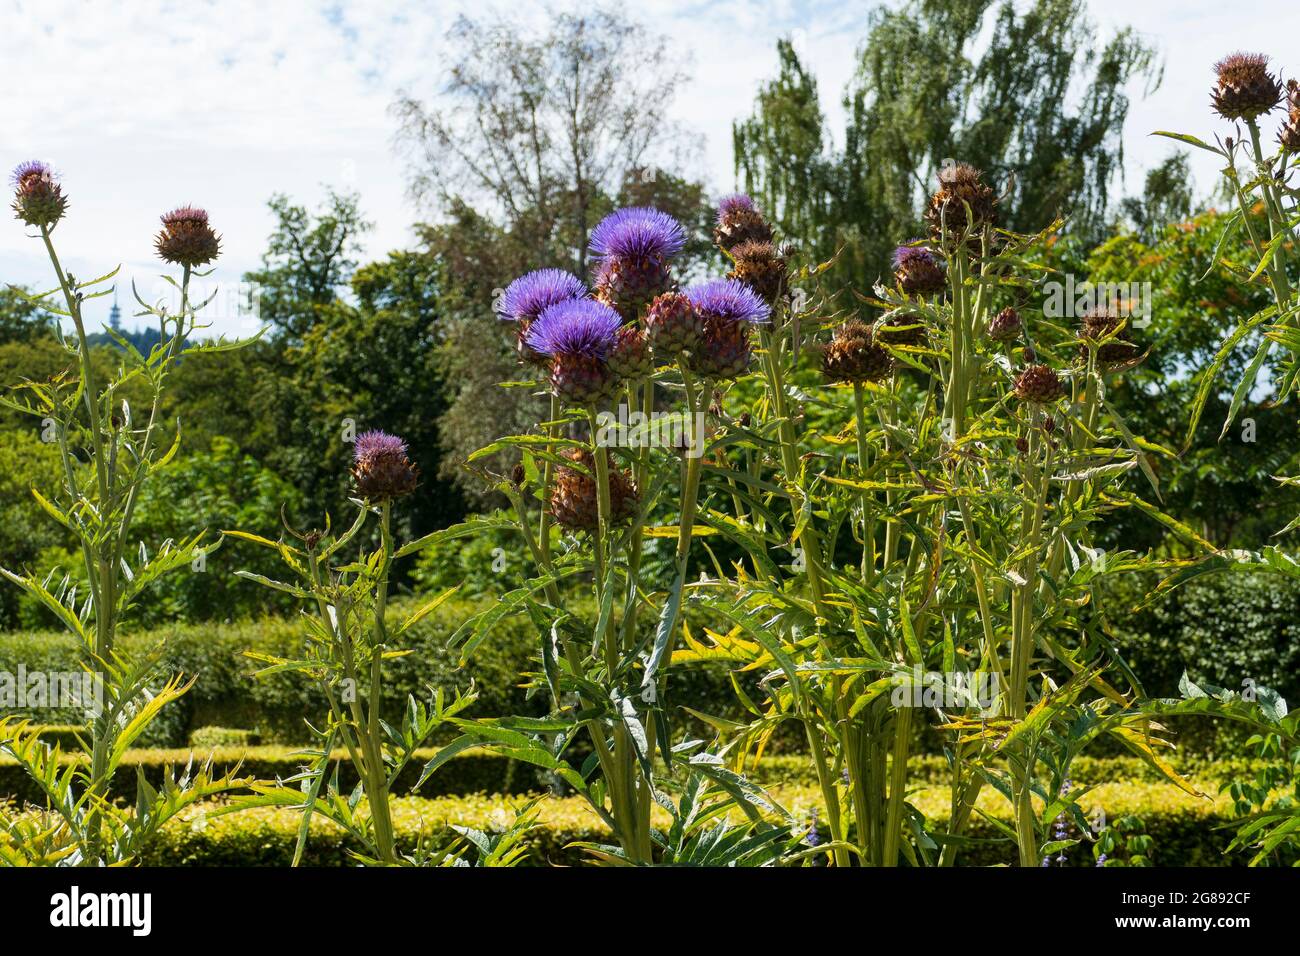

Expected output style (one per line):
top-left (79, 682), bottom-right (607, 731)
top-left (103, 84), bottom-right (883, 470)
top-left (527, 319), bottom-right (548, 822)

top-left (2, 0), bottom-right (1295, 336)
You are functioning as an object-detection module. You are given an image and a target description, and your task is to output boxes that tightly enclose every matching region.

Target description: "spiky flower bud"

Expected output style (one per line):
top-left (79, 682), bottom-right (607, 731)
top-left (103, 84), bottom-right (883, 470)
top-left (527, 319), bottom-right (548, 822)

top-left (822, 320), bottom-right (893, 384)
top-left (876, 311), bottom-right (928, 349)
top-left (683, 278), bottom-right (771, 381)
top-left (608, 325), bottom-right (654, 382)
top-left (893, 244), bottom-right (947, 296)
top-left (925, 163), bottom-right (997, 246)
top-left (11, 161), bottom-right (68, 228)
top-left (526, 299), bottom-right (622, 406)
top-left (548, 447), bottom-right (639, 532)
top-left (727, 239), bottom-right (787, 304)
top-left (1279, 80), bottom-right (1300, 151)
top-left (351, 430), bottom-right (419, 501)
top-left (986, 306), bottom-right (1023, 342)
top-left (713, 194), bottom-right (773, 251)
top-left (589, 207), bottom-right (685, 318)
top-left (499, 269), bottom-right (587, 366)
top-left (1079, 307), bottom-right (1142, 368)
top-left (1211, 53), bottom-right (1282, 121)
top-left (1013, 364), bottom-right (1064, 404)
top-left (689, 318), bottom-right (753, 381)
top-left (155, 206), bottom-right (221, 267)
top-left (645, 291), bottom-right (704, 357)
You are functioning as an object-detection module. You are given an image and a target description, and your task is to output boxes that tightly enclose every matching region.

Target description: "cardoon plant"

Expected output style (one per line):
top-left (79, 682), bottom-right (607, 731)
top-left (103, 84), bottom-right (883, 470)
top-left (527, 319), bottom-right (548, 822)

top-left (1152, 50), bottom-right (1300, 863)
top-left (226, 430), bottom-right (483, 865)
top-left (671, 182), bottom-right (1195, 869)
top-left (442, 205), bottom-right (793, 864)
top-left (0, 168), bottom-right (245, 864)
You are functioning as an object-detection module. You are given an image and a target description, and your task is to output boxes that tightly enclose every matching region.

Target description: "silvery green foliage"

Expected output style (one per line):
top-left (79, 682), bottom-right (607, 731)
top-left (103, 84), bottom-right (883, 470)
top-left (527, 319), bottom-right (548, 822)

top-left (0, 178), bottom-right (250, 864)
top-left (1154, 52), bottom-right (1300, 865)
top-left (228, 500), bottom-right (480, 866)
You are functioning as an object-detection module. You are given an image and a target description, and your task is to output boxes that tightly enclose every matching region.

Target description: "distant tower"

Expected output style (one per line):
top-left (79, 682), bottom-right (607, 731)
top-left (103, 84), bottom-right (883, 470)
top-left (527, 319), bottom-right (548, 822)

top-left (108, 291), bottom-right (122, 331)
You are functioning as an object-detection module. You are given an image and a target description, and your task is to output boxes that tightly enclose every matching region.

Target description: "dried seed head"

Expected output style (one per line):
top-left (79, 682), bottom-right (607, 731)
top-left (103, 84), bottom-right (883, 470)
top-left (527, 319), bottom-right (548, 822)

top-left (821, 319), bottom-right (893, 384)
top-left (986, 306), bottom-right (1023, 342)
top-left (1211, 52), bottom-right (1282, 121)
top-left (548, 447), bottom-right (638, 532)
top-left (155, 206), bottom-right (221, 267)
top-left (926, 163), bottom-right (997, 246)
top-left (876, 311), bottom-right (928, 349)
top-left (1013, 364), bottom-right (1065, 404)
top-left (727, 239), bottom-right (788, 304)
top-left (1079, 306), bottom-right (1142, 368)
top-left (11, 161), bottom-right (68, 228)
top-left (1279, 80), bottom-right (1300, 151)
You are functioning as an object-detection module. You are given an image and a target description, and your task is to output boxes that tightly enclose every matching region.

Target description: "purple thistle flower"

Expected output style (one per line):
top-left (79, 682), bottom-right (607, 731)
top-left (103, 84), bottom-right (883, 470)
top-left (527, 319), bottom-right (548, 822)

top-left (589, 207), bottom-right (685, 265)
top-left (526, 299), bottom-right (622, 359)
top-left (498, 269), bottom-right (587, 323)
top-left (684, 278), bottom-right (771, 326)
top-left (160, 205), bottom-right (210, 226)
top-left (892, 243), bottom-right (939, 270)
top-left (351, 430), bottom-right (418, 500)
top-left (716, 193), bottom-right (756, 225)
top-left (10, 160), bottom-right (54, 188)
top-left (354, 429), bottom-right (408, 463)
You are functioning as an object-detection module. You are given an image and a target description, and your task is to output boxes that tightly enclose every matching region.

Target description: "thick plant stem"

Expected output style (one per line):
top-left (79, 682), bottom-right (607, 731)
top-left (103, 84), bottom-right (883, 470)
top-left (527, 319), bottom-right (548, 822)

top-left (882, 706), bottom-right (913, 867)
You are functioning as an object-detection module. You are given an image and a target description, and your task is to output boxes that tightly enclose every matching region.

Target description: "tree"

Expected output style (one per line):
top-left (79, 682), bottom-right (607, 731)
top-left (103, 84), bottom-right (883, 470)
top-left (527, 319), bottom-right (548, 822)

top-left (392, 8), bottom-right (709, 500)
top-left (734, 0), bottom-right (1161, 292)
top-left (392, 8), bottom-right (692, 276)
top-left (243, 190), bottom-right (371, 340)
top-left (0, 286), bottom-right (53, 344)
top-left (1121, 153), bottom-right (1194, 243)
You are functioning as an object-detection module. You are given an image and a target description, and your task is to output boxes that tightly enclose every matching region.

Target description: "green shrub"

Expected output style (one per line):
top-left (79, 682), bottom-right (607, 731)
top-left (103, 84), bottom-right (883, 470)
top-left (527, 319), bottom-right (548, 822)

top-left (187, 726), bottom-right (261, 749)
top-left (0, 596), bottom-right (747, 749)
top-left (0, 745), bottom-right (537, 807)
top-left (129, 781), bottom-right (1241, 866)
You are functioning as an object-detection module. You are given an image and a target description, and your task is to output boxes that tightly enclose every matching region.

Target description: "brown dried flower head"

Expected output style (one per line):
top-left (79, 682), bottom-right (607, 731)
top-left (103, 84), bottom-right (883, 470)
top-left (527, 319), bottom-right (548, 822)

top-left (1211, 52), bottom-right (1282, 121)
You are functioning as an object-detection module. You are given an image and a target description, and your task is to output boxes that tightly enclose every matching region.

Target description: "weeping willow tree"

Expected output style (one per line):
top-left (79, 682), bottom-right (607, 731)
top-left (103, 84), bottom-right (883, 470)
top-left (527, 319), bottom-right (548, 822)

top-left (733, 0), bottom-right (1161, 292)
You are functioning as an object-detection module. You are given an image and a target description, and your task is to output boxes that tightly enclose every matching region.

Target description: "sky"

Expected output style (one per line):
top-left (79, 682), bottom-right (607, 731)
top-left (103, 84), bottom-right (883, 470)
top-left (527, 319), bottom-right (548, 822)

top-left (2, 0), bottom-right (1297, 338)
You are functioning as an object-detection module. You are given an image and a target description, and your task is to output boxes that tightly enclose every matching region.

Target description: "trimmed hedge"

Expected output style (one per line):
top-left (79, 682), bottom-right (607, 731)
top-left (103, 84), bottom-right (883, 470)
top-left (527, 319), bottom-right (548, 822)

top-left (0, 598), bottom-right (747, 750)
top-left (134, 780), bottom-right (1242, 867)
top-left (0, 744), bottom-right (538, 807)
top-left (7, 741), bottom-right (1242, 808)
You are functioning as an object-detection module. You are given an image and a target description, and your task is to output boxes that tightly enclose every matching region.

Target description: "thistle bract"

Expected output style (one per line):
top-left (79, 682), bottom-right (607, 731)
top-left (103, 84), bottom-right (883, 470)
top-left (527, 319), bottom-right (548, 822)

top-left (645, 291), bottom-right (703, 357)
top-left (1013, 364), bottom-right (1064, 404)
top-left (549, 447), bottom-right (639, 531)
